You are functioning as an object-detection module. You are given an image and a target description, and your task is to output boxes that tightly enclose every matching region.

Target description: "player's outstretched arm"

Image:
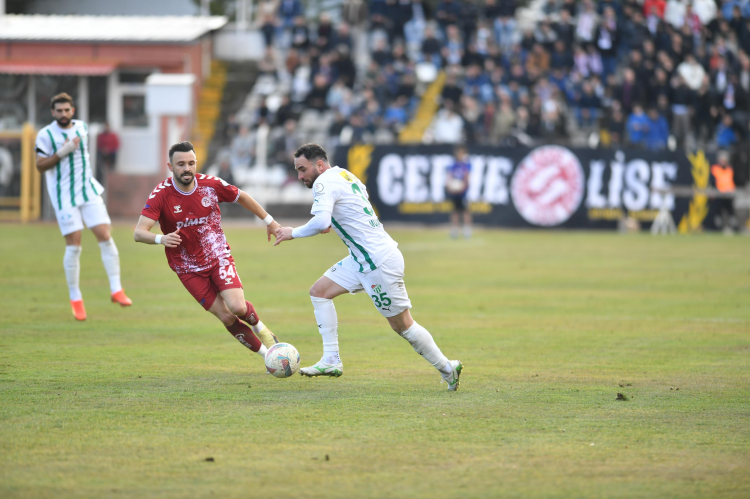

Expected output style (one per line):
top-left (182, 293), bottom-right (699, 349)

top-left (273, 213), bottom-right (331, 246)
top-left (273, 227), bottom-right (295, 246)
top-left (236, 191), bottom-right (279, 242)
top-left (133, 216), bottom-right (181, 247)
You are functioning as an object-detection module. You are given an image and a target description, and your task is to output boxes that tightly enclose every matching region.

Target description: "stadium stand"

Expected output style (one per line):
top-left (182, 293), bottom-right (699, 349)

top-left (206, 0), bottom-right (750, 189)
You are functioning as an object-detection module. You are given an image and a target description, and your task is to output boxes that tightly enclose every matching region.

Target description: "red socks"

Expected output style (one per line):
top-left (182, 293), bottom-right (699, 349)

top-left (239, 300), bottom-right (260, 326)
top-left (226, 318), bottom-right (262, 352)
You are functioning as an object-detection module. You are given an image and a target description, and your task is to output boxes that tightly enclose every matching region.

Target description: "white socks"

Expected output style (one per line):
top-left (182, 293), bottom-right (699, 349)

top-left (63, 239), bottom-right (123, 301)
top-left (400, 322), bottom-right (451, 374)
top-left (250, 320), bottom-right (265, 335)
top-left (257, 344), bottom-right (268, 358)
top-left (308, 297), bottom-right (449, 373)
top-left (98, 238), bottom-right (122, 294)
top-left (311, 296), bottom-right (341, 364)
top-left (64, 245), bottom-right (82, 301)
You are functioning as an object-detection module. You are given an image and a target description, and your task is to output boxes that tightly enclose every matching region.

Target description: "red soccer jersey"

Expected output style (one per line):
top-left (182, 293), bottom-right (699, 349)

top-left (141, 174), bottom-right (241, 274)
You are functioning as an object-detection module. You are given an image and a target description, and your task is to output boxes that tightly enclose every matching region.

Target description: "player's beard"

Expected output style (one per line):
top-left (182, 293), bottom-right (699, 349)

top-left (55, 116), bottom-right (71, 127)
top-left (303, 171), bottom-right (319, 189)
top-left (175, 171), bottom-right (194, 187)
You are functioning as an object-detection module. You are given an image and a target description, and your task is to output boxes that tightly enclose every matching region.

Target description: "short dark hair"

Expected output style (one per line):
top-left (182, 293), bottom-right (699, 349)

top-left (169, 141), bottom-right (195, 162)
top-left (294, 143), bottom-right (328, 163)
top-left (50, 92), bottom-right (74, 110)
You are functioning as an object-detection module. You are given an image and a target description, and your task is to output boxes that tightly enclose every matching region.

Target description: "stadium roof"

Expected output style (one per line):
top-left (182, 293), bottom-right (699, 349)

top-left (0, 15), bottom-right (228, 43)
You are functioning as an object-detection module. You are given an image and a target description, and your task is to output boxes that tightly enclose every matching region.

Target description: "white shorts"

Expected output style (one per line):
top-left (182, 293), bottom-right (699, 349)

top-left (54, 196), bottom-right (111, 236)
top-left (324, 249), bottom-right (412, 318)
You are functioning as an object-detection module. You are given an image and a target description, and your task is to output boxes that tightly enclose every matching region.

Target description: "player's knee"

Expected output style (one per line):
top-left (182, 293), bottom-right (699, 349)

top-left (92, 226), bottom-right (111, 242)
top-left (309, 282), bottom-right (324, 298)
top-left (65, 232), bottom-right (82, 246)
top-left (213, 308), bottom-right (236, 326)
top-left (388, 310), bottom-right (413, 335)
top-left (227, 301), bottom-right (246, 317)
top-left (310, 280), bottom-right (341, 299)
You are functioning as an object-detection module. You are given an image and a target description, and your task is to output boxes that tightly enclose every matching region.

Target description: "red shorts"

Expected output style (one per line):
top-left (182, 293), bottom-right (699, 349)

top-left (178, 256), bottom-right (243, 311)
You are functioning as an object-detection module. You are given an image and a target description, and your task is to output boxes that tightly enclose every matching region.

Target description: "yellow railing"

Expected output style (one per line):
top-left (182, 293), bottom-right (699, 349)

top-left (193, 60), bottom-right (228, 170)
top-left (398, 71), bottom-right (447, 144)
top-left (0, 123), bottom-right (41, 222)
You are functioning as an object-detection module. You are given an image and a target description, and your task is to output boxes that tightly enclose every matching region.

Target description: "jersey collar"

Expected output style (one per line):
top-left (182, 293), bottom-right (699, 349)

top-left (172, 176), bottom-right (198, 195)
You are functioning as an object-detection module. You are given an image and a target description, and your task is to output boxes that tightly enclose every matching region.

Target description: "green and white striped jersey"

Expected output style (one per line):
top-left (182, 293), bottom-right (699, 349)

top-left (36, 120), bottom-right (104, 211)
top-left (311, 166), bottom-right (398, 273)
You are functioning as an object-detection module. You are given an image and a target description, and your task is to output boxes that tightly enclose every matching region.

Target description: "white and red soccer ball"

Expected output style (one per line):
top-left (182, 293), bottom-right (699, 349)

top-left (264, 343), bottom-right (301, 378)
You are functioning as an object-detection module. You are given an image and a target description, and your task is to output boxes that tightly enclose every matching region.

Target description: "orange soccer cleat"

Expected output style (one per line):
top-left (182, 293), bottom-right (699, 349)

top-left (111, 290), bottom-right (133, 307)
top-left (71, 300), bottom-right (87, 321)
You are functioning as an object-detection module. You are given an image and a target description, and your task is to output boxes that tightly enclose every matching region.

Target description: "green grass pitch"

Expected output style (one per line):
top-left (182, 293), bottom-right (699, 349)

top-left (1, 223), bottom-right (749, 498)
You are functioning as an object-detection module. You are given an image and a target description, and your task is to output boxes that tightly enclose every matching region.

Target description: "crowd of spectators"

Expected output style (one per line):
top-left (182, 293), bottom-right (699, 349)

top-left (221, 0), bottom-right (750, 182)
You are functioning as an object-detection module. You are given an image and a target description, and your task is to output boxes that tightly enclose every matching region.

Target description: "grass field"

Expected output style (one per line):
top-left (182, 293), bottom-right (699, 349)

top-left (1, 223), bottom-right (749, 498)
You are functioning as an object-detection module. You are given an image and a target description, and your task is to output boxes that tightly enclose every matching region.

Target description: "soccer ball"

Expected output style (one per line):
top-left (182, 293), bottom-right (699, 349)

top-left (264, 343), bottom-right (301, 378)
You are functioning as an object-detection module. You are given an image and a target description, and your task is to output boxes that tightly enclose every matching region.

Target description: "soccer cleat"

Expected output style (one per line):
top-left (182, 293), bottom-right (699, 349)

top-left (111, 290), bottom-right (132, 307)
top-left (299, 359), bottom-right (343, 377)
top-left (442, 360), bottom-right (463, 391)
top-left (71, 300), bottom-right (87, 321)
top-left (255, 325), bottom-right (279, 349)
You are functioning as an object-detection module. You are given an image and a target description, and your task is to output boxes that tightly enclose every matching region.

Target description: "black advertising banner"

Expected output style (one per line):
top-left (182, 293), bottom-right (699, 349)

top-left (333, 145), bottom-right (713, 230)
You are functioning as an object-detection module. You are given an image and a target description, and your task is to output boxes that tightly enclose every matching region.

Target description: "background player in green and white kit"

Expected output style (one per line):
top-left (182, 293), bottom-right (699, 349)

top-left (274, 144), bottom-right (463, 390)
top-left (35, 92), bottom-right (131, 321)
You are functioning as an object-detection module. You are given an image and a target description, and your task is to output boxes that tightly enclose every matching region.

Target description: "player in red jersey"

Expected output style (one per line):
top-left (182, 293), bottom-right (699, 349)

top-left (134, 141), bottom-right (281, 366)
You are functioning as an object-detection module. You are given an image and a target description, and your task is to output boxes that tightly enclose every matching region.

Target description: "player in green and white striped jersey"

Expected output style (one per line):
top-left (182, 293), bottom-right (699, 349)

top-left (274, 144), bottom-right (463, 390)
top-left (35, 92), bottom-right (132, 321)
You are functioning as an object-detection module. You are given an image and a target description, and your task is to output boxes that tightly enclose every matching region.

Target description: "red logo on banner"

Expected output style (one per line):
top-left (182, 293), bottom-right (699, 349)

top-left (510, 146), bottom-right (585, 226)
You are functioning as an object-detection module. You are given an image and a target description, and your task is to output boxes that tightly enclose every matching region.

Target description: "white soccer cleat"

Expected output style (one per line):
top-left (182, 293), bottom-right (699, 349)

top-left (442, 360), bottom-right (463, 391)
top-left (299, 359), bottom-right (343, 377)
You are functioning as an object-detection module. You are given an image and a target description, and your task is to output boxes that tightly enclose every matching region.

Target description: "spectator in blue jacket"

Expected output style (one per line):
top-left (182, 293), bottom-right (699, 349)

top-left (279, 0), bottom-right (303, 26)
top-left (626, 104), bottom-right (649, 147)
top-left (721, 0), bottom-right (750, 20)
top-left (383, 96), bottom-right (410, 131)
top-left (463, 64), bottom-right (494, 103)
top-left (716, 114), bottom-right (738, 148)
top-left (645, 108), bottom-right (670, 151)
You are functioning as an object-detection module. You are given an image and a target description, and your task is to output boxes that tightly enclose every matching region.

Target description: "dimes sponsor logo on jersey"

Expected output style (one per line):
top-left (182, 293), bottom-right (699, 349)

top-left (176, 216), bottom-right (208, 229)
top-left (510, 146), bottom-right (585, 227)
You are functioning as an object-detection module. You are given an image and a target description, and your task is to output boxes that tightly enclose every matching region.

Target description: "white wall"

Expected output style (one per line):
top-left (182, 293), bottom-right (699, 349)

top-left (214, 28), bottom-right (265, 61)
top-left (108, 71), bottom-right (161, 175)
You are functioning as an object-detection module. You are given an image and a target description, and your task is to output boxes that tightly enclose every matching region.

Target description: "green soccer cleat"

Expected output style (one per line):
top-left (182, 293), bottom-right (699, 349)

top-left (299, 359), bottom-right (343, 377)
top-left (442, 360), bottom-right (463, 391)
top-left (255, 325), bottom-right (279, 349)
